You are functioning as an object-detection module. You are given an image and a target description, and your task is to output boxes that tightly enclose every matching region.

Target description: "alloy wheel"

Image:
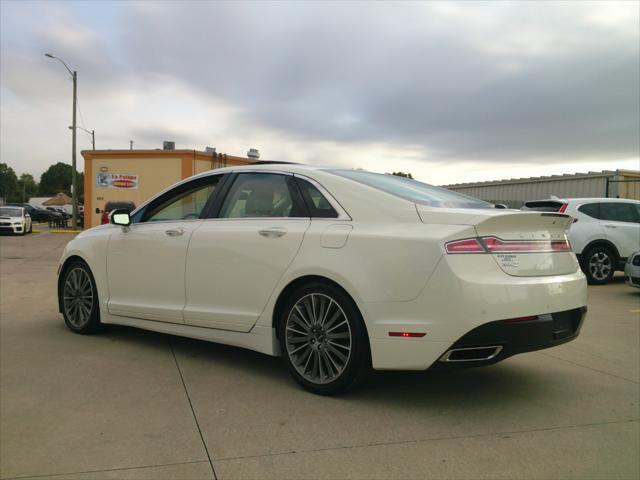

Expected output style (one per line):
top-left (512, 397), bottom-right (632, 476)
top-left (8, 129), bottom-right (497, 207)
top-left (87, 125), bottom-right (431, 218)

top-left (63, 267), bottom-right (94, 328)
top-left (285, 293), bottom-right (352, 385)
top-left (588, 252), bottom-right (611, 281)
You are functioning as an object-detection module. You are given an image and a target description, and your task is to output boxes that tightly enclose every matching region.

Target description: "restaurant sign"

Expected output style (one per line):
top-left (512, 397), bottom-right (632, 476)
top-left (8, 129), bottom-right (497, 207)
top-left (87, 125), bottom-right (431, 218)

top-left (96, 173), bottom-right (139, 189)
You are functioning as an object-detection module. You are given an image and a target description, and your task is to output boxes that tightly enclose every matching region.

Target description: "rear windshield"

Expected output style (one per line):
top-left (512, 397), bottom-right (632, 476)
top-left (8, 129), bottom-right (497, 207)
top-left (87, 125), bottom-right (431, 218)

top-left (0, 207), bottom-right (22, 217)
top-left (522, 200), bottom-right (565, 212)
top-left (328, 170), bottom-right (493, 209)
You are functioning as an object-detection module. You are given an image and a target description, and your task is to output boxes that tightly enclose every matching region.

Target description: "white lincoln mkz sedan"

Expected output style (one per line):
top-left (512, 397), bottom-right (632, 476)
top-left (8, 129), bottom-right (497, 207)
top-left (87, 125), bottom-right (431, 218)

top-left (57, 163), bottom-right (588, 394)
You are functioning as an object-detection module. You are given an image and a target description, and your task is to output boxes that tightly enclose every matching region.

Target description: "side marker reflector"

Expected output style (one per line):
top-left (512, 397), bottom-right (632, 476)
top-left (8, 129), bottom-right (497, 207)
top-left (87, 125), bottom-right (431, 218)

top-left (388, 332), bottom-right (426, 338)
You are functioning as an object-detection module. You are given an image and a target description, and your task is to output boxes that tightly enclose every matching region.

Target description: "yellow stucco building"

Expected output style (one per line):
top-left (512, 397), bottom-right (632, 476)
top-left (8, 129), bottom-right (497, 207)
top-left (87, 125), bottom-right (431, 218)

top-left (82, 148), bottom-right (252, 228)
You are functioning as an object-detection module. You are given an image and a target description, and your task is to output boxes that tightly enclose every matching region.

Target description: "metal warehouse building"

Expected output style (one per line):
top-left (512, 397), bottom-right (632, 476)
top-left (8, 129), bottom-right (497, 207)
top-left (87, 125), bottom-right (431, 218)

top-left (443, 169), bottom-right (640, 208)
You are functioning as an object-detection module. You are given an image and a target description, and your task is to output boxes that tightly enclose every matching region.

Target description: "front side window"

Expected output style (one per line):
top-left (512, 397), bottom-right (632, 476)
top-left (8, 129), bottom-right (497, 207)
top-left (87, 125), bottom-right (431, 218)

top-left (141, 176), bottom-right (220, 222)
top-left (329, 169), bottom-right (493, 209)
top-left (219, 173), bottom-right (306, 218)
top-left (599, 202), bottom-right (639, 223)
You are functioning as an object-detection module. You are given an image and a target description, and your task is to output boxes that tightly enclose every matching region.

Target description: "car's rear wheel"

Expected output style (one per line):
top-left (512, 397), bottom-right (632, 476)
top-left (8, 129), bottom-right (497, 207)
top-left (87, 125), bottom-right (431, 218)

top-left (278, 282), bottom-right (370, 395)
top-left (61, 261), bottom-right (102, 334)
top-left (582, 245), bottom-right (615, 285)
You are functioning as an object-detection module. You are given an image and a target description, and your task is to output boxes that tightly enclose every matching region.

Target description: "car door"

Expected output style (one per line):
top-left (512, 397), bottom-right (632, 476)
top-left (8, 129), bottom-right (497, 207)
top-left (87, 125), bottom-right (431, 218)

top-left (184, 172), bottom-right (310, 332)
top-left (106, 175), bottom-right (222, 323)
top-left (599, 202), bottom-right (640, 258)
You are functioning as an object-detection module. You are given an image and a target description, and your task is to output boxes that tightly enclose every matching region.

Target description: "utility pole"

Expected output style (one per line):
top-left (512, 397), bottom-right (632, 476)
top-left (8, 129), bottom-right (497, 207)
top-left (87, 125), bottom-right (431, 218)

top-left (71, 70), bottom-right (78, 229)
top-left (130, 140), bottom-right (134, 150)
top-left (91, 130), bottom-right (95, 150)
top-left (45, 53), bottom-right (80, 229)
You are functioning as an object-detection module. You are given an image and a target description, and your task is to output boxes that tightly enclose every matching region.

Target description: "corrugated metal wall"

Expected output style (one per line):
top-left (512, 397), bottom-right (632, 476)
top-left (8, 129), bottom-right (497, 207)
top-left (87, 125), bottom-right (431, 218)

top-left (444, 170), bottom-right (640, 208)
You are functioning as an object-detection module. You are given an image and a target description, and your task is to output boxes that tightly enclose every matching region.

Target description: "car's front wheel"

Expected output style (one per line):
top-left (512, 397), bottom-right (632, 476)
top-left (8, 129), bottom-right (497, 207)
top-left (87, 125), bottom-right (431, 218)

top-left (61, 261), bottom-right (102, 334)
top-left (582, 245), bottom-right (615, 285)
top-left (278, 282), bottom-right (370, 395)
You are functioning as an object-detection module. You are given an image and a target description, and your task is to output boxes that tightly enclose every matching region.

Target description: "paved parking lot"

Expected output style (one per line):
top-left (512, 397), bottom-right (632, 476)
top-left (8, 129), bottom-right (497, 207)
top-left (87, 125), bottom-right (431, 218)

top-left (1, 230), bottom-right (638, 480)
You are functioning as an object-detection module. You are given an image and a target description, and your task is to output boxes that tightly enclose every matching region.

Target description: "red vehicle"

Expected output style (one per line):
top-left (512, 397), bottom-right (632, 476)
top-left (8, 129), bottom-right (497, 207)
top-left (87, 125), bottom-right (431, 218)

top-left (99, 201), bottom-right (136, 225)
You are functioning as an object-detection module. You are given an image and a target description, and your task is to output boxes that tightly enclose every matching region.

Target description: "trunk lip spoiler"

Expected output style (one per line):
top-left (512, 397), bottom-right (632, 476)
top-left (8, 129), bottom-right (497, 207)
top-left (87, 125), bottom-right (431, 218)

top-left (540, 212), bottom-right (571, 219)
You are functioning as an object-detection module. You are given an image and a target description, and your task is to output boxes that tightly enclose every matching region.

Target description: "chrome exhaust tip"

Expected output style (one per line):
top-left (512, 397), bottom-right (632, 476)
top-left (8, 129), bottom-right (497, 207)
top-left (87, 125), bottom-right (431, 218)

top-left (439, 345), bottom-right (503, 362)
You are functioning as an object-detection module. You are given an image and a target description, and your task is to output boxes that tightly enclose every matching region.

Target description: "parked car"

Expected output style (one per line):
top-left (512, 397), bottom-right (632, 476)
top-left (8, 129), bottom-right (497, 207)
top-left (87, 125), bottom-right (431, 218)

top-left (625, 251), bottom-right (640, 288)
top-left (7, 203), bottom-right (51, 223)
top-left (522, 198), bottom-right (640, 284)
top-left (0, 206), bottom-right (32, 235)
top-left (98, 201), bottom-right (136, 225)
top-left (46, 206), bottom-right (70, 219)
top-left (57, 164), bottom-right (587, 394)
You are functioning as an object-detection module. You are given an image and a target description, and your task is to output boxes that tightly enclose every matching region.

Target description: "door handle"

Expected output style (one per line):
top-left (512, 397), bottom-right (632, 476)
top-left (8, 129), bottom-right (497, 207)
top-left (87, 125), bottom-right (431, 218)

top-left (165, 228), bottom-right (185, 237)
top-left (604, 224), bottom-right (617, 229)
top-left (258, 227), bottom-right (287, 238)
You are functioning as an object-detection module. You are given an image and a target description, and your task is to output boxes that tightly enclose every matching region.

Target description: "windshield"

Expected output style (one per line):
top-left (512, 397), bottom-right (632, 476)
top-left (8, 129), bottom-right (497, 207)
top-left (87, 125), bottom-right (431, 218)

top-left (0, 207), bottom-right (22, 217)
top-left (328, 170), bottom-right (493, 209)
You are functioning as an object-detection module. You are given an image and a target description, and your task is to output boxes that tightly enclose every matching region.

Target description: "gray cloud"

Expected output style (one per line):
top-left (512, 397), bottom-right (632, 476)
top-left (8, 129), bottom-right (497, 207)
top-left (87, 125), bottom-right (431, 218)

top-left (1, 0), bottom-right (638, 177)
top-left (115, 1), bottom-right (639, 163)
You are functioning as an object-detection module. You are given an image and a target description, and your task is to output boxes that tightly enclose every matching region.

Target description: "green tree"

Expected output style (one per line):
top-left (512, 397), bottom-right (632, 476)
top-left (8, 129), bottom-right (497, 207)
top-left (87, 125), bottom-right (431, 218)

top-left (0, 163), bottom-right (18, 203)
top-left (390, 171), bottom-right (413, 179)
top-left (39, 162), bottom-right (84, 203)
top-left (15, 173), bottom-right (39, 203)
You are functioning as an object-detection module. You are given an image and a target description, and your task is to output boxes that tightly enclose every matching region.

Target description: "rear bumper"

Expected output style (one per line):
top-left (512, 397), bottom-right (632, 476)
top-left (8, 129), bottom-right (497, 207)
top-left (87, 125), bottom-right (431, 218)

top-left (366, 255), bottom-right (587, 371)
top-left (431, 307), bottom-right (587, 369)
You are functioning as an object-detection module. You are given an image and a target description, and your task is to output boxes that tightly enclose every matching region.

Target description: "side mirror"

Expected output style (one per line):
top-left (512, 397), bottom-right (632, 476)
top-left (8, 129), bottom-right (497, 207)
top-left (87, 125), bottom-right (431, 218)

top-left (25, 213), bottom-right (30, 218)
top-left (110, 209), bottom-right (131, 227)
top-left (494, 203), bottom-right (508, 209)
top-left (95, 207), bottom-right (102, 214)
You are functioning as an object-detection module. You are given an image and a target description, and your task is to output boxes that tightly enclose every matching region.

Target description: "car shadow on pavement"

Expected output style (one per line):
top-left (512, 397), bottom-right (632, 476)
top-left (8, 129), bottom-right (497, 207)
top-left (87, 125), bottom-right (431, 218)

top-left (100, 324), bottom-right (563, 412)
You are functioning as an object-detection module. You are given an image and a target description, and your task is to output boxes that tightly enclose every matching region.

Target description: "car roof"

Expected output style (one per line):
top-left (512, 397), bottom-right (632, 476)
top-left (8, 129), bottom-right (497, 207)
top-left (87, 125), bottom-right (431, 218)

top-left (526, 198), bottom-right (640, 204)
top-left (195, 162), bottom-right (327, 177)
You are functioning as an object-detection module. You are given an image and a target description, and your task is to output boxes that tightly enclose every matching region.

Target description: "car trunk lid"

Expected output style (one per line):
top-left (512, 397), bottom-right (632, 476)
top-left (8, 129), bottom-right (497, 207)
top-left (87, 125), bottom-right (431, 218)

top-left (416, 206), bottom-right (579, 276)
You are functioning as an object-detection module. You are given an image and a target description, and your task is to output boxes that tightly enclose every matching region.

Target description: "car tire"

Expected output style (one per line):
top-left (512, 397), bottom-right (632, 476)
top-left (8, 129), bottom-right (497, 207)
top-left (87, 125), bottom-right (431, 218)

top-left (278, 281), bottom-right (371, 395)
top-left (60, 260), bottom-right (102, 334)
top-left (582, 245), bottom-right (615, 285)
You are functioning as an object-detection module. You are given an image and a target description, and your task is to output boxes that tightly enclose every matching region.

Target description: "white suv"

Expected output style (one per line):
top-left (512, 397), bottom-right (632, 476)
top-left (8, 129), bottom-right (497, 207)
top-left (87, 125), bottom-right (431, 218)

top-left (523, 198), bottom-right (640, 284)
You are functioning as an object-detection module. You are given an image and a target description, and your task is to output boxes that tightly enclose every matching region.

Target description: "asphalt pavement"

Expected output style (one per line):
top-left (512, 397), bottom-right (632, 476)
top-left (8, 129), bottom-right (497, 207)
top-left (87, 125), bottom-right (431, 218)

top-left (1, 229), bottom-right (638, 479)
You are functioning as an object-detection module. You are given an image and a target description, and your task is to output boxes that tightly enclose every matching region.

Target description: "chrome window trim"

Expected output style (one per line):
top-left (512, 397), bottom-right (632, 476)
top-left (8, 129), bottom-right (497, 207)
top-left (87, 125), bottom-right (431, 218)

top-left (129, 168), bottom-right (352, 223)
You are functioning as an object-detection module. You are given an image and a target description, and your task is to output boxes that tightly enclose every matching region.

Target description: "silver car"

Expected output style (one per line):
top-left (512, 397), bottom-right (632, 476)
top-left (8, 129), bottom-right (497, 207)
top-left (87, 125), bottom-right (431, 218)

top-left (625, 251), bottom-right (640, 288)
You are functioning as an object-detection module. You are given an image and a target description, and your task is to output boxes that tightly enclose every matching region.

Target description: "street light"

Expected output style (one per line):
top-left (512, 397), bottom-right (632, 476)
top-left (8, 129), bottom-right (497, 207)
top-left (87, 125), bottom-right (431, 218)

top-left (45, 53), bottom-right (79, 229)
top-left (70, 125), bottom-right (95, 150)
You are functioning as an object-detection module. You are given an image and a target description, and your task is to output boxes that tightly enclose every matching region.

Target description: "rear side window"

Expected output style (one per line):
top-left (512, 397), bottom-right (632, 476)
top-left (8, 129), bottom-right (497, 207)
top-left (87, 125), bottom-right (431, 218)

top-left (577, 203), bottom-right (600, 219)
top-left (328, 169), bottom-right (492, 209)
top-left (600, 203), bottom-right (639, 223)
top-left (295, 178), bottom-right (338, 218)
top-left (219, 173), bottom-right (307, 218)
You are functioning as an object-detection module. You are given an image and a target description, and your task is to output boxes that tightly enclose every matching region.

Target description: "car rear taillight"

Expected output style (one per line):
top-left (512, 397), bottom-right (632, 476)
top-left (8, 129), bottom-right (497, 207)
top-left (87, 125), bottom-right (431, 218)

top-left (444, 238), bottom-right (485, 254)
top-left (558, 203), bottom-right (568, 213)
top-left (446, 236), bottom-right (571, 254)
top-left (482, 237), bottom-right (571, 253)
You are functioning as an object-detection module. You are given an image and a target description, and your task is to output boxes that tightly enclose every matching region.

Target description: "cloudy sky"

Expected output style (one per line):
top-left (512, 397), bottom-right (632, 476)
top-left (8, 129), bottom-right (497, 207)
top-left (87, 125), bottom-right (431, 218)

top-left (1, 1), bottom-right (638, 185)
